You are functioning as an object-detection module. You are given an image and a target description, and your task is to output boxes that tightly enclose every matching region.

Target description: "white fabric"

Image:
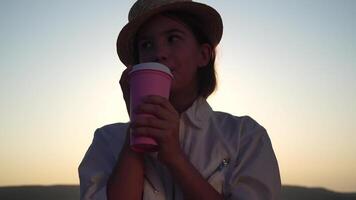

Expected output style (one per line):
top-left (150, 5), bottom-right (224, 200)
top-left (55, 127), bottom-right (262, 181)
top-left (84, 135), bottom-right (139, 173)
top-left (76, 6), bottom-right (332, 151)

top-left (79, 98), bottom-right (281, 200)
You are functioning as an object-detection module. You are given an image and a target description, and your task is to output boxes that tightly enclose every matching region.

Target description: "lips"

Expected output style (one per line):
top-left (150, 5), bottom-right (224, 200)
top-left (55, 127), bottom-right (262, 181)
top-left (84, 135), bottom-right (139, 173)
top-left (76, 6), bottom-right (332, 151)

top-left (157, 62), bottom-right (174, 72)
top-left (170, 69), bottom-right (176, 79)
top-left (166, 66), bottom-right (175, 73)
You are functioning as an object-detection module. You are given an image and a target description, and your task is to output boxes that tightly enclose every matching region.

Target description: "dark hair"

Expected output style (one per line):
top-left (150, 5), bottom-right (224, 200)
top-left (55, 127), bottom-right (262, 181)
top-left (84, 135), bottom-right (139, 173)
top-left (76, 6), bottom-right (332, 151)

top-left (134, 11), bottom-right (217, 98)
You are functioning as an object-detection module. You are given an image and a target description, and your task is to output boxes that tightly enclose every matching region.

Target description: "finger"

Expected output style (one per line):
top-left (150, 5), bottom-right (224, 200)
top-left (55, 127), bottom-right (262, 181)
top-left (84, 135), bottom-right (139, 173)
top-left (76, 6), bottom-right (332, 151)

top-left (136, 103), bottom-right (173, 120)
top-left (119, 68), bottom-right (131, 86)
top-left (131, 116), bottom-right (170, 130)
top-left (119, 69), bottom-right (131, 96)
top-left (143, 95), bottom-right (178, 115)
top-left (131, 127), bottom-right (164, 142)
top-left (120, 68), bottom-right (132, 113)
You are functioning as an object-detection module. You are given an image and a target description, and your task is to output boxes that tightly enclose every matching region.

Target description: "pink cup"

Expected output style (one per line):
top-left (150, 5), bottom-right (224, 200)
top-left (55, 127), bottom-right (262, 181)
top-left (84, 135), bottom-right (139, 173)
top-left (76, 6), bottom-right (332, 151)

top-left (128, 62), bottom-right (173, 152)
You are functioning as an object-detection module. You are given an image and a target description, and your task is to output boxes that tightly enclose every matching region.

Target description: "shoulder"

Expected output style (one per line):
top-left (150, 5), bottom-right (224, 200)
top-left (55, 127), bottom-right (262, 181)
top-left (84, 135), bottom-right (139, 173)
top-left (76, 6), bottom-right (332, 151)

top-left (95, 122), bottom-right (129, 146)
top-left (79, 122), bottom-right (129, 172)
top-left (90, 122), bottom-right (129, 158)
top-left (78, 123), bottom-right (129, 199)
top-left (212, 113), bottom-right (281, 199)
top-left (211, 111), bottom-right (269, 148)
top-left (213, 111), bottom-right (266, 136)
top-left (95, 122), bottom-right (129, 141)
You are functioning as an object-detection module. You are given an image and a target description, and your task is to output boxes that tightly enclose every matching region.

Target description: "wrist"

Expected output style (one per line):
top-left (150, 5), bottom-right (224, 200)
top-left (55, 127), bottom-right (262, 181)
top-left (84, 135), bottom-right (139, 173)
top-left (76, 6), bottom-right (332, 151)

top-left (121, 144), bottom-right (144, 163)
top-left (165, 150), bottom-right (188, 170)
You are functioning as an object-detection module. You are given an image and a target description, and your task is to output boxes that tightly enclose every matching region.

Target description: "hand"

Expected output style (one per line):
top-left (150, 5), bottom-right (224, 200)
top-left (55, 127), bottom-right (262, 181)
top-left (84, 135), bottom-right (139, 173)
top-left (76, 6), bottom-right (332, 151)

top-left (119, 66), bottom-right (132, 115)
top-left (131, 95), bottom-right (184, 166)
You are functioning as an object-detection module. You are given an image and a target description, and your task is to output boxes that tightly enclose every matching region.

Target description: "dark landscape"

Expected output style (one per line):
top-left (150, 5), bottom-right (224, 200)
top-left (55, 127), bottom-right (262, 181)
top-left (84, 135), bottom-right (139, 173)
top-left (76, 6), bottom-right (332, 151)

top-left (0, 185), bottom-right (355, 200)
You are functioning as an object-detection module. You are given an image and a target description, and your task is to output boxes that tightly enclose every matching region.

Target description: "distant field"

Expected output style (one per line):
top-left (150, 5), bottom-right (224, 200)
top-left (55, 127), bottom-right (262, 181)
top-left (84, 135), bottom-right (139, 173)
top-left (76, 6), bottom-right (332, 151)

top-left (0, 185), bottom-right (79, 200)
top-left (0, 185), bottom-right (355, 200)
top-left (281, 186), bottom-right (356, 200)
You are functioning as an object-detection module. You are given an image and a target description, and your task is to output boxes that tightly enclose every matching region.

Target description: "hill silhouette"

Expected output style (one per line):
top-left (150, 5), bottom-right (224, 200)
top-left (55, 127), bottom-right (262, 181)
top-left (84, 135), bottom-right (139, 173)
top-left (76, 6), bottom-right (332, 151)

top-left (281, 185), bottom-right (356, 200)
top-left (0, 185), bottom-right (355, 200)
top-left (0, 185), bottom-right (78, 200)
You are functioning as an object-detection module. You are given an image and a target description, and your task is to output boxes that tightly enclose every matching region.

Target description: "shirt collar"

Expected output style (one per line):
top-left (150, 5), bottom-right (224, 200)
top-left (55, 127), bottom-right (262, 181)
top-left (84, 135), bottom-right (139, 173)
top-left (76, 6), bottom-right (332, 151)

top-left (181, 97), bottom-right (213, 129)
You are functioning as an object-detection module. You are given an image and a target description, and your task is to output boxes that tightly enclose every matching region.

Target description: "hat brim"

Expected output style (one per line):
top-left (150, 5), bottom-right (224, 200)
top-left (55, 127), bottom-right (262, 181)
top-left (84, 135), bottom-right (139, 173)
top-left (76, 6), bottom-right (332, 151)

top-left (117, 1), bottom-right (223, 66)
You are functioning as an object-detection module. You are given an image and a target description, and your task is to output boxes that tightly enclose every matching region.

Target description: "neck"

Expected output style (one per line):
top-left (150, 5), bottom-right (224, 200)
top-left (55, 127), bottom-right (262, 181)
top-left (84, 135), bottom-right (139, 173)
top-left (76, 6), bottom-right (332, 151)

top-left (170, 89), bottom-right (199, 114)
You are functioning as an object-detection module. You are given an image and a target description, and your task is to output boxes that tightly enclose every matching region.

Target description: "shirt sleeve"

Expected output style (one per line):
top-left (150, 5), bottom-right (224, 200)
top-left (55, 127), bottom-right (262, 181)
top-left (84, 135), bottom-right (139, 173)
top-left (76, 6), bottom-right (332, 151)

top-left (226, 118), bottom-right (281, 200)
top-left (78, 128), bottom-right (123, 200)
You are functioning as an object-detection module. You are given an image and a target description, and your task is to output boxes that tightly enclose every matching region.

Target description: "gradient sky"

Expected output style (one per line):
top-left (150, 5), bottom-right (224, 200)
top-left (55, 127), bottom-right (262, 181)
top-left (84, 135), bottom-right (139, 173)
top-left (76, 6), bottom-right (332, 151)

top-left (1, 0), bottom-right (355, 192)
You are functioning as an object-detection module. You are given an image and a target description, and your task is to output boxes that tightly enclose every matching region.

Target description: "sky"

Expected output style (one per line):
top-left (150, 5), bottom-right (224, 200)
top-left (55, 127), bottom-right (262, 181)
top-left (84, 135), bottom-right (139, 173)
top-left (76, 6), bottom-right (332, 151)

top-left (1, 0), bottom-right (355, 193)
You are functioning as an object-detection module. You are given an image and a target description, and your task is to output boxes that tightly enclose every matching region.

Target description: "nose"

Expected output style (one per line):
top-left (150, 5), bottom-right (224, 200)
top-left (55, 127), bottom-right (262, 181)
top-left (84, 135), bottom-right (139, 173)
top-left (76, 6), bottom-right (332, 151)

top-left (153, 43), bottom-right (169, 63)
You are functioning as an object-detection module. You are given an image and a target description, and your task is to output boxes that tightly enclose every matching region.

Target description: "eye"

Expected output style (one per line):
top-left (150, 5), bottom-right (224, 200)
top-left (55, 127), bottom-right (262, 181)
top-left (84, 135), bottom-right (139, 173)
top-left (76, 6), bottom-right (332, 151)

top-left (168, 35), bottom-right (181, 43)
top-left (139, 40), bottom-right (153, 50)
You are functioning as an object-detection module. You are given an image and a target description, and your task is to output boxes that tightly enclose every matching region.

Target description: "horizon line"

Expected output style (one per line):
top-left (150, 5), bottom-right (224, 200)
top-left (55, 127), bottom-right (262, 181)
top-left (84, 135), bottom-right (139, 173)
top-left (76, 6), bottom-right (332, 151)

top-left (0, 184), bottom-right (355, 194)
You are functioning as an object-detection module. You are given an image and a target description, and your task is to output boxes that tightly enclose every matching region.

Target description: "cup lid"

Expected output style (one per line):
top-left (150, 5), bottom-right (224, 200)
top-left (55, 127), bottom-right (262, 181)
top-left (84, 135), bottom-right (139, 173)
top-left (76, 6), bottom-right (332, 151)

top-left (129, 62), bottom-right (173, 77)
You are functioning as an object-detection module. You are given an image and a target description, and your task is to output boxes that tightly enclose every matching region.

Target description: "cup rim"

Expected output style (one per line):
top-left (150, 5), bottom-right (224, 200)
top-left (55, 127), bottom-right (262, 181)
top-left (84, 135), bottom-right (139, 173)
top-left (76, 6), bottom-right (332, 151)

top-left (129, 62), bottom-right (173, 77)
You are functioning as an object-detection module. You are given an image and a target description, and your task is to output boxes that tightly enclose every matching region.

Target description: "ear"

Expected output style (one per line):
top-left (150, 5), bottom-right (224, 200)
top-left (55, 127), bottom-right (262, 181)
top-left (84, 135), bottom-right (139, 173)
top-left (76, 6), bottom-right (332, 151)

top-left (198, 43), bottom-right (212, 68)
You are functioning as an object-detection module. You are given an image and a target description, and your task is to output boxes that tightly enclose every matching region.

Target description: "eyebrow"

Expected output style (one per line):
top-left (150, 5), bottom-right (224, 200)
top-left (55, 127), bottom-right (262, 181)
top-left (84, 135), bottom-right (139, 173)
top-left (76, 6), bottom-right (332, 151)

top-left (164, 28), bottom-right (186, 35)
top-left (137, 28), bottom-right (186, 40)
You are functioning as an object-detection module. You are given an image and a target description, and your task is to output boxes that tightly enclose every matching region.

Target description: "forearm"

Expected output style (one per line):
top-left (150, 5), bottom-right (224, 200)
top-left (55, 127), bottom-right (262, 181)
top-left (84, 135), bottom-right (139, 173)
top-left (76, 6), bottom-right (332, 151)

top-left (107, 145), bottom-right (144, 200)
top-left (167, 154), bottom-right (223, 200)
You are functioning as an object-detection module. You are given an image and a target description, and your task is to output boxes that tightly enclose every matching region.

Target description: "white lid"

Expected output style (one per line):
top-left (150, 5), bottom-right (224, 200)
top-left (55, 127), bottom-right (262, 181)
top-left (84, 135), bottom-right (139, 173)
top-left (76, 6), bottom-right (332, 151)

top-left (129, 62), bottom-right (173, 77)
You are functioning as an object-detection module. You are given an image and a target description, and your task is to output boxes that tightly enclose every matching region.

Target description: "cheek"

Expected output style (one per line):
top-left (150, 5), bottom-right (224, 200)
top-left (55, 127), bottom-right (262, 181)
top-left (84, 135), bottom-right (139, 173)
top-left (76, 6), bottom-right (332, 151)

top-left (175, 45), bottom-right (201, 65)
top-left (137, 51), bottom-right (152, 63)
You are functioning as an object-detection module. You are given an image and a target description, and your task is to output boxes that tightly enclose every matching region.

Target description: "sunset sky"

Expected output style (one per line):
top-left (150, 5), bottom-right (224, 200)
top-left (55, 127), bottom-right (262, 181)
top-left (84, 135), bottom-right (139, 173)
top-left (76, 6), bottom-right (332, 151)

top-left (1, 0), bottom-right (355, 192)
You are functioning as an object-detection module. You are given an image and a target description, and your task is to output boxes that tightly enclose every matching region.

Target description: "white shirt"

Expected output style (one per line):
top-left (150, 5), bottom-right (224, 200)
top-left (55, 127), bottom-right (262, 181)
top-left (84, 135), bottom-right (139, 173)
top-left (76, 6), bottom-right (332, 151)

top-left (79, 98), bottom-right (281, 200)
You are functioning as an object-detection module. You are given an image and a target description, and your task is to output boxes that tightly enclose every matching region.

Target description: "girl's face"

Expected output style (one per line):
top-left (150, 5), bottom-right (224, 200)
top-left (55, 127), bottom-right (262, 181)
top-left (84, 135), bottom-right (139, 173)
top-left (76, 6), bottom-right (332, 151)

top-left (136, 15), bottom-right (211, 96)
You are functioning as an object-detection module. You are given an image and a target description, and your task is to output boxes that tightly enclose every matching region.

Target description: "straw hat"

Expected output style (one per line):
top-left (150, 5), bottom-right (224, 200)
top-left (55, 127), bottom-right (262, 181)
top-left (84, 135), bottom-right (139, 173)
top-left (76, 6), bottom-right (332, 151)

top-left (116, 0), bottom-right (223, 66)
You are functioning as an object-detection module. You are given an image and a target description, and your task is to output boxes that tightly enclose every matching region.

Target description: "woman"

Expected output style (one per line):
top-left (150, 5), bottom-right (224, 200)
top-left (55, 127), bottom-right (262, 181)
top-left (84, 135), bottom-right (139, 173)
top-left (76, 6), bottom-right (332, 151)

top-left (79, 0), bottom-right (281, 200)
